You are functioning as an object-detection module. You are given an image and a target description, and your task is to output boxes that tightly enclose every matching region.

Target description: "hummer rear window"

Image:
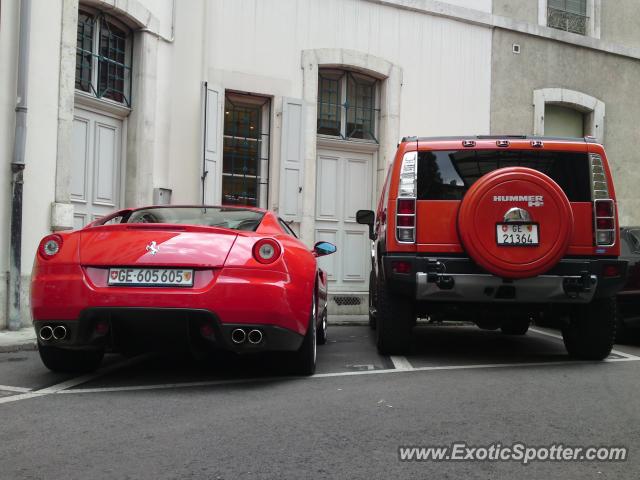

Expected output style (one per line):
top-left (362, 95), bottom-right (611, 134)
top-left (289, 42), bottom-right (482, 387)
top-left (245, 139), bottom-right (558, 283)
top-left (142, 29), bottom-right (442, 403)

top-left (416, 150), bottom-right (592, 202)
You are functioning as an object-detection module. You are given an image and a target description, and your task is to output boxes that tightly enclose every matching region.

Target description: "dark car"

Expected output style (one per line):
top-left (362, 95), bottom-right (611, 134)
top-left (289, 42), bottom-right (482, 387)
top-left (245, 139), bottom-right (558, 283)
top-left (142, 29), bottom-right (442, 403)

top-left (617, 227), bottom-right (640, 340)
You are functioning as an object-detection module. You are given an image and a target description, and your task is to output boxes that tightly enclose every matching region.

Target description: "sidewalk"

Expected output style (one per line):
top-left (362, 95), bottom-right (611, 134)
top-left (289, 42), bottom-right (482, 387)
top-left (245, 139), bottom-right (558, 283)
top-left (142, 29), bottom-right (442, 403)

top-left (329, 315), bottom-right (368, 325)
top-left (0, 328), bottom-right (37, 353)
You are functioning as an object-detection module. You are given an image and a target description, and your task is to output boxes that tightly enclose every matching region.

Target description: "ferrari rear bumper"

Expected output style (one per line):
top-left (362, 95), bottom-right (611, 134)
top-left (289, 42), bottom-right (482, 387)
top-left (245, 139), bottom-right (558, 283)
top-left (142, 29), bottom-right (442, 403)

top-left (31, 265), bottom-right (312, 344)
top-left (33, 308), bottom-right (305, 353)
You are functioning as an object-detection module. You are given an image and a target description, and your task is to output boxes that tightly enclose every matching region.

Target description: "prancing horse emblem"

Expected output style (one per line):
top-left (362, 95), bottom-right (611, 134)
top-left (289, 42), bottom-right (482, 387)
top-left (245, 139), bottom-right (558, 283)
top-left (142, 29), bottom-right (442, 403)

top-left (146, 241), bottom-right (159, 255)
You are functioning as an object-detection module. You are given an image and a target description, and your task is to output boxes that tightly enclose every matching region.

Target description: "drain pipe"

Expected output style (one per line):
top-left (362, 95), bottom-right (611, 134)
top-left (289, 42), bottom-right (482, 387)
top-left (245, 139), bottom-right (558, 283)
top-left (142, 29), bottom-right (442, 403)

top-left (8, 0), bottom-right (32, 331)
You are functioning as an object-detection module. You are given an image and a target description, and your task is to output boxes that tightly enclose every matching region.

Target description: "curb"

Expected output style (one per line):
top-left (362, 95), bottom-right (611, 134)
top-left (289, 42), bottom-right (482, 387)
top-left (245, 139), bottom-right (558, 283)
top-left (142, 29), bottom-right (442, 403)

top-left (0, 342), bottom-right (37, 353)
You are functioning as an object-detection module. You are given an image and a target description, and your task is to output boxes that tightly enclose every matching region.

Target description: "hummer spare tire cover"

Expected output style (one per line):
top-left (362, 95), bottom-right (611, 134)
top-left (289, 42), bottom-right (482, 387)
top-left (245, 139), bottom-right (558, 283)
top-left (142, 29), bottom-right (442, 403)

top-left (457, 167), bottom-right (573, 279)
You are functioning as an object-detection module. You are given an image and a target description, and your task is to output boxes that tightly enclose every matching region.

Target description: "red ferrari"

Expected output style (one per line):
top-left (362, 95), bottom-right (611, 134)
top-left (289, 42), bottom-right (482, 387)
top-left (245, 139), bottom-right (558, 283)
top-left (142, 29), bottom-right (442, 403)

top-left (31, 206), bottom-right (336, 375)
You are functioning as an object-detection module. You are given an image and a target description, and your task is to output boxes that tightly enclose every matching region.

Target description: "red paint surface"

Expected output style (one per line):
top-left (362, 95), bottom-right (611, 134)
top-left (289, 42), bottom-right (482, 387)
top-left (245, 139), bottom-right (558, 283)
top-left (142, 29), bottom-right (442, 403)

top-left (31, 209), bottom-right (327, 337)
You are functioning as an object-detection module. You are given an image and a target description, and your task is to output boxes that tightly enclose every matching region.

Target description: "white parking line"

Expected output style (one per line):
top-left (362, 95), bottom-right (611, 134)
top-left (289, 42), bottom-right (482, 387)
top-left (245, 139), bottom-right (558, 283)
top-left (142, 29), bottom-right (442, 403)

top-left (0, 353), bottom-right (153, 405)
top-left (3, 332), bottom-right (639, 400)
top-left (530, 327), bottom-right (640, 360)
top-left (390, 356), bottom-right (414, 370)
top-left (0, 385), bottom-right (32, 393)
top-left (58, 355), bottom-right (639, 395)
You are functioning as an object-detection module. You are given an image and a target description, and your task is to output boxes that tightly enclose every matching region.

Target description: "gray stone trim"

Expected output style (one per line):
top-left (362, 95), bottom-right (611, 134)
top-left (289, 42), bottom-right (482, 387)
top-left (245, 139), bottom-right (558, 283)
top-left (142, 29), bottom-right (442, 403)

top-left (125, 30), bottom-right (158, 207)
top-left (80, 0), bottom-right (160, 34)
top-left (366, 0), bottom-right (640, 60)
top-left (52, 0), bottom-right (80, 231)
top-left (533, 88), bottom-right (605, 143)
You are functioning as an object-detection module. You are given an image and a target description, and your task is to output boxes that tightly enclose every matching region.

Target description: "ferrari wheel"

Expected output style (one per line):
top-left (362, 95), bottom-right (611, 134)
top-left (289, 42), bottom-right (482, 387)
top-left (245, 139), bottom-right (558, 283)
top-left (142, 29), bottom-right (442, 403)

top-left (38, 345), bottom-right (104, 373)
top-left (317, 308), bottom-right (328, 345)
top-left (293, 293), bottom-right (317, 375)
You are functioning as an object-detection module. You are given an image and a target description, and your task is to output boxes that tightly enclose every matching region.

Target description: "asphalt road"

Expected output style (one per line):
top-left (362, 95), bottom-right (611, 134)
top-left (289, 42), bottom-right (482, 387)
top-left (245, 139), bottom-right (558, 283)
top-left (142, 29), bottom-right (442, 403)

top-left (1, 324), bottom-right (639, 479)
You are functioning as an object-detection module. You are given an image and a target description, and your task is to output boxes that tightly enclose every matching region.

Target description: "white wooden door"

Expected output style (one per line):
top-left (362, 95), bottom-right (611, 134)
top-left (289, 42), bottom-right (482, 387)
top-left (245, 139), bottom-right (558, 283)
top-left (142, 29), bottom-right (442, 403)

top-left (71, 108), bottom-right (122, 229)
top-left (315, 148), bottom-right (373, 293)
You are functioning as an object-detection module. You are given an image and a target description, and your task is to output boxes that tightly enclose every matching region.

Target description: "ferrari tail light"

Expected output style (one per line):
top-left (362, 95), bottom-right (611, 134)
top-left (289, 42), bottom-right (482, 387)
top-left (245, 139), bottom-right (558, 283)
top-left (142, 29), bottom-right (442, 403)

top-left (38, 234), bottom-right (63, 260)
top-left (252, 238), bottom-right (281, 264)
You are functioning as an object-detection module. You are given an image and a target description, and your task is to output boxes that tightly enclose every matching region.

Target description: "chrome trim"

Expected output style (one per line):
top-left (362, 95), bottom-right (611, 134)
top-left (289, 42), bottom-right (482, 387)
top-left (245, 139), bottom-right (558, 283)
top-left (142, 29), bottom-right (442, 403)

top-left (231, 328), bottom-right (246, 344)
top-left (39, 326), bottom-right (53, 341)
top-left (416, 273), bottom-right (598, 303)
top-left (594, 198), bottom-right (616, 247)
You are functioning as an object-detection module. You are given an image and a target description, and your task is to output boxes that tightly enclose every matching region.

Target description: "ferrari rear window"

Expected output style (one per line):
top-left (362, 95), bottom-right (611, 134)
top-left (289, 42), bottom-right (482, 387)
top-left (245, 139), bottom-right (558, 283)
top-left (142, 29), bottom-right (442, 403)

top-left (417, 150), bottom-right (591, 202)
top-left (125, 207), bottom-right (264, 231)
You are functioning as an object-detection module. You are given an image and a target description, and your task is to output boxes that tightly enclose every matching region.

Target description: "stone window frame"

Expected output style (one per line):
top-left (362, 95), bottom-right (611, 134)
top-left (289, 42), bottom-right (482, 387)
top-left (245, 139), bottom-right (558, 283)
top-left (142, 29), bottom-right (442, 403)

top-left (538, 0), bottom-right (601, 38)
top-left (533, 87), bottom-right (605, 143)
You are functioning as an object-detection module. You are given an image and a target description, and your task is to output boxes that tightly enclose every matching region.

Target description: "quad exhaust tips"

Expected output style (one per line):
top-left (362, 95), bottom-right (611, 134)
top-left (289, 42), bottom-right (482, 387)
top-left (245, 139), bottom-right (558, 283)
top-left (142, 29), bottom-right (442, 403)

top-left (53, 325), bottom-right (67, 340)
top-left (230, 328), bottom-right (264, 345)
top-left (231, 328), bottom-right (246, 344)
top-left (39, 325), bottom-right (67, 341)
top-left (247, 329), bottom-right (263, 345)
top-left (39, 326), bottom-right (53, 341)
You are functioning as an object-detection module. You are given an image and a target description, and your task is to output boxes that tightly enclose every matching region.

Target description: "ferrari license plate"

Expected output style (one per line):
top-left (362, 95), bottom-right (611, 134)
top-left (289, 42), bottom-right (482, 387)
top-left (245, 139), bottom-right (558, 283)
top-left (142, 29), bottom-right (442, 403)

top-left (496, 223), bottom-right (539, 246)
top-left (108, 268), bottom-right (194, 287)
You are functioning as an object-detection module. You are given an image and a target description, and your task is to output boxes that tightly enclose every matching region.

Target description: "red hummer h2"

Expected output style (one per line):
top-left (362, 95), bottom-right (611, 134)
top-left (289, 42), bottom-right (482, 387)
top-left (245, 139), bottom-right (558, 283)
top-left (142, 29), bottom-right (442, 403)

top-left (357, 136), bottom-right (627, 359)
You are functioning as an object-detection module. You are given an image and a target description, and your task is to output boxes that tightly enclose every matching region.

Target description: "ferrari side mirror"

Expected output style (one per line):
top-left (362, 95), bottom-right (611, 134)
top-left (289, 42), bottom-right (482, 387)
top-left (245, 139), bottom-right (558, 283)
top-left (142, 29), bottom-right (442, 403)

top-left (313, 241), bottom-right (337, 257)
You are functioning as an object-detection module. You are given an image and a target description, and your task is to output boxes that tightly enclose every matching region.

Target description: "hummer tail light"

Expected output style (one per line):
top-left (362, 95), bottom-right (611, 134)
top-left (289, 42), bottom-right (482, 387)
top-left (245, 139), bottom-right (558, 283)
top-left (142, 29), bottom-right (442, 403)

top-left (397, 152), bottom-right (417, 244)
top-left (589, 154), bottom-right (616, 247)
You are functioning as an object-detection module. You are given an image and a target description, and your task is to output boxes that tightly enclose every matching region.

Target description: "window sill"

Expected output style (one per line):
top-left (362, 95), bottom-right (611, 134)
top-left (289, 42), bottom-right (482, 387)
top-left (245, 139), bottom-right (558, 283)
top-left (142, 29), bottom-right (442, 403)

top-left (74, 91), bottom-right (132, 118)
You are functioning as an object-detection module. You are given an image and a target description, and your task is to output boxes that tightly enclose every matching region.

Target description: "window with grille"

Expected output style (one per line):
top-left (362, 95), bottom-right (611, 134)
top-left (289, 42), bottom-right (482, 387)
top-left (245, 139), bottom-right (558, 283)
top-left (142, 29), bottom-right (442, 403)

top-left (222, 93), bottom-right (271, 208)
top-left (317, 69), bottom-right (379, 142)
top-left (75, 9), bottom-right (132, 105)
top-left (547, 0), bottom-right (588, 35)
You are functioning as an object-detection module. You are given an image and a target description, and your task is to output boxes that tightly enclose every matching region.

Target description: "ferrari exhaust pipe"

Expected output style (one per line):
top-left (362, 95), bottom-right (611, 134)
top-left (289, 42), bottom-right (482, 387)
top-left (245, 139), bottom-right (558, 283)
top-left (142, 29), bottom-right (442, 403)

top-left (248, 329), bottom-right (263, 345)
top-left (52, 325), bottom-right (67, 340)
top-left (231, 328), bottom-right (246, 344)
top-left (39, 326), bottom-right (53, 341)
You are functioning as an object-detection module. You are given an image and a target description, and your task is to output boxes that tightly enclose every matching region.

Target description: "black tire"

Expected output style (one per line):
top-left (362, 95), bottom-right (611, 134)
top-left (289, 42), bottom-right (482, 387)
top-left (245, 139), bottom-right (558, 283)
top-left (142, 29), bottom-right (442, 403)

top-left (562, 297), bottom-right (616, 360)
top-left (317, 308), bottom-right (328, 345)
top-left (501, 319), bottom-right (530, 335)
top-left (293, 293), bottom-right (317, 375)
top-left (368, 271), bottom-right (377, 330)
top-left (376, 276), bottom-right (414, 355)
top-left (38, 345), bottom-right (104, 373)
top-left (614, 304), bottom-right (631, 343)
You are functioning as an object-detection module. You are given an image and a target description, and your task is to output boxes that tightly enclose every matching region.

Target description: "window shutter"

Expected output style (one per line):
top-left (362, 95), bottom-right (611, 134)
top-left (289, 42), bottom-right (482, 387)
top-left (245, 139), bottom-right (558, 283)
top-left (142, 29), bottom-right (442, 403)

top-left (203, 84), bottom-right (223, 204)
top-left (279, 98), bottom-right (305, 222)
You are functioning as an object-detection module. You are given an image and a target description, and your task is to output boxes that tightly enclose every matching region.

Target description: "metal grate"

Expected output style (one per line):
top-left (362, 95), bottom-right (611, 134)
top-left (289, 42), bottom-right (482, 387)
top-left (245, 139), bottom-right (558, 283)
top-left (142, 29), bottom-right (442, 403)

top-left (222, 93), bottom-right (271, 208)
top-left (334, 296), bottom-right (362, 306)
top-left (547, 5), bottom-right (588, 35)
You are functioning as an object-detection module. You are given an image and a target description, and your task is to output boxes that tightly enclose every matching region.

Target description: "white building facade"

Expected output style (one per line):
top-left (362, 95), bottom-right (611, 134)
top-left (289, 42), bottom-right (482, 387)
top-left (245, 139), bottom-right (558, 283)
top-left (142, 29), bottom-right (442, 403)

top-left (1, 0), bottom-right (637, 328)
